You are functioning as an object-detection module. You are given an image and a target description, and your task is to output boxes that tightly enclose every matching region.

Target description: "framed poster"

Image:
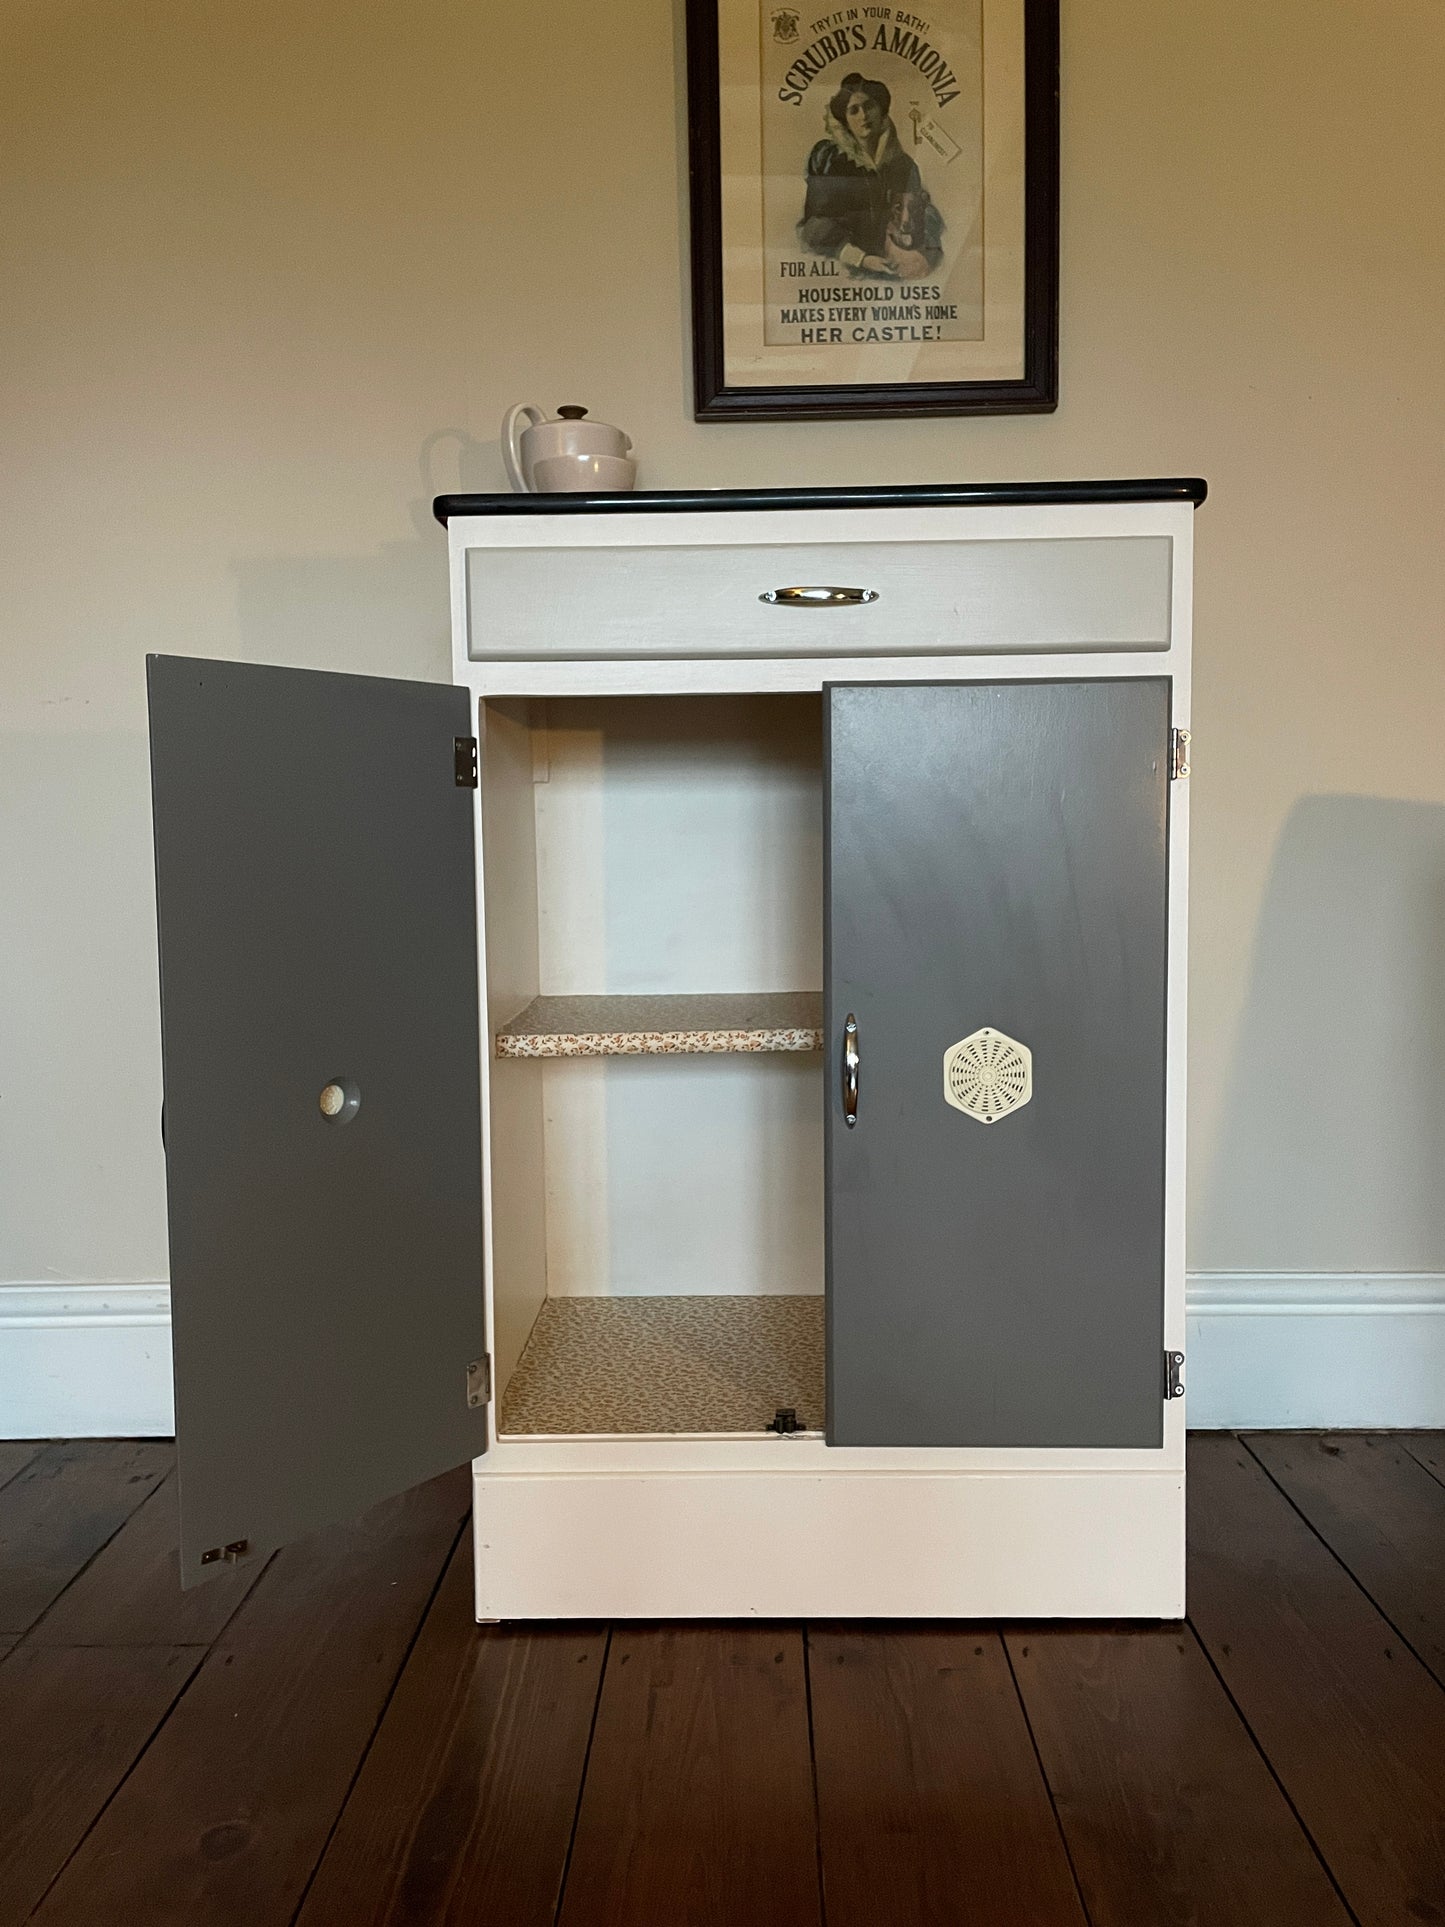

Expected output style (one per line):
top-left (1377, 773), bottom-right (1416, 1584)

top-left (685, 0), bottom-right (1058, 419)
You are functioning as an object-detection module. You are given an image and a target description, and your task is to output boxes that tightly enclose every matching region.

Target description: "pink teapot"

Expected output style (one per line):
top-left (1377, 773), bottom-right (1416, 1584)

top-left (501, 403), bottom-right (636, 493)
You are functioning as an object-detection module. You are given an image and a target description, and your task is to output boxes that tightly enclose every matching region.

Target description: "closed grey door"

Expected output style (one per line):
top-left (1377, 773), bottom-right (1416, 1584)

top-left (148, 657), bottom-right (487, 1584)
top-left (825, 680), bottom-right (1171, 1448)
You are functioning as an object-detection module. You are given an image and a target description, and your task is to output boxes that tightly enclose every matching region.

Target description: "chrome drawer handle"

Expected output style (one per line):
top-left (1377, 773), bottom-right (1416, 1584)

top-left (759, 585), bottom-right (879, 606)
top-left (842, 1014), bottom-right (859, 1127)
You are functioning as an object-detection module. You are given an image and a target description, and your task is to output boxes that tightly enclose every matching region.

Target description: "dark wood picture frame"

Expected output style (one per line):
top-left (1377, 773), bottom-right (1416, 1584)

top-left (685, 0), bottom-right (1059, 421)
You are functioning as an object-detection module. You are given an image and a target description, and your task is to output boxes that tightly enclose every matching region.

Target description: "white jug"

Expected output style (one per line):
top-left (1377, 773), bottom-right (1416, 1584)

top-left (501, 404), bottom-right (635, 493)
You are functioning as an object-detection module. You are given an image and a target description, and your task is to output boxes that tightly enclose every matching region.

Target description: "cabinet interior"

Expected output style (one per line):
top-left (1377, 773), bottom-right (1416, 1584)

top-left (481, 693), bottom-right (825, 1438)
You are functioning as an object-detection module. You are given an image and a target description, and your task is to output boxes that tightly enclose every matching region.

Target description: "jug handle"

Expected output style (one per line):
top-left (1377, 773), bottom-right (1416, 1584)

top-left (501, 404), bottom-right (545, 493)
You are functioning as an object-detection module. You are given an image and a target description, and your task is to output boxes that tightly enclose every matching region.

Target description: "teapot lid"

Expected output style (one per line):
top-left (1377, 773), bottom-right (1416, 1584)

top-left (556, 405), bottom-right (588, 420)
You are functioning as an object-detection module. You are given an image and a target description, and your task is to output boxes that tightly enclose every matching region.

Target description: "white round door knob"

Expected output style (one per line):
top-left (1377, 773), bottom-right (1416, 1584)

top-left (318, 1078), bottom-right (360, 1123)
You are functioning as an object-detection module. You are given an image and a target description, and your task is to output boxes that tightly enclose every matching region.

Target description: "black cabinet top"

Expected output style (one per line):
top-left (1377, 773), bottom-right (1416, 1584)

top-left (432, 478), bottom-right (1207, 525)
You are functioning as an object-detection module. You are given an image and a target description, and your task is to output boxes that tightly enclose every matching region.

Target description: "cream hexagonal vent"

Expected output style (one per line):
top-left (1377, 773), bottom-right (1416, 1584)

top-left (943, 1027), bottom-right (1032, 1124)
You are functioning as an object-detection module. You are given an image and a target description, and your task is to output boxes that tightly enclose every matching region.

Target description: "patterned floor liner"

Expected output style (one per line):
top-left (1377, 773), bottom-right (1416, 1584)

top-left (498, 1293), bottom-right (825, 1436)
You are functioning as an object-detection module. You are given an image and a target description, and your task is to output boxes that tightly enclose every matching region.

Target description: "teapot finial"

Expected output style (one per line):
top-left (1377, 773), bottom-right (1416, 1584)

top-left (556, 405), bottom-right (589, 420)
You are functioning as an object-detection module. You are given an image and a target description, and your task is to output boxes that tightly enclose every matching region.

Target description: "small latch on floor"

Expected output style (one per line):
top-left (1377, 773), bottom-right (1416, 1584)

top-left (766, 1407), bottom-right (804, 1435)
top-left (200, 1539), bottom-right (250, 1568)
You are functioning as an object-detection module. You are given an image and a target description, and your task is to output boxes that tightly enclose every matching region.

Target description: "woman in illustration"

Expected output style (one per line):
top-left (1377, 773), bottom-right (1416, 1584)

top-left (797, 72), bottom-right (943, 279)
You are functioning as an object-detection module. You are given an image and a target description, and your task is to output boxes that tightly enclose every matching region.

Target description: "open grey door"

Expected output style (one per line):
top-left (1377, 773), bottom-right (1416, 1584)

top-left (148, 657), bottom-right (488, 1585)
top-left (825, 679), bottom-right (1171, 1448)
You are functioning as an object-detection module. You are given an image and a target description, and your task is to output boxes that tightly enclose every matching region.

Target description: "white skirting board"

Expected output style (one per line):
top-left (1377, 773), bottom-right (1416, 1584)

top-left (0, 1285), bottom-right (174, 1438)
top-left (2, 1274), bottom-right (1444, 1438)
top-left (1184, 1273), bottom-right (1445, 1429)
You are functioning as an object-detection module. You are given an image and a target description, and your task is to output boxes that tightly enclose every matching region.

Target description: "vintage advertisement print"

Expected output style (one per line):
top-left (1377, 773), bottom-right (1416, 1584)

top-left (761, 2), bottom-right (984, 352)
top-left (687, 0), bottom-right (1055, 417)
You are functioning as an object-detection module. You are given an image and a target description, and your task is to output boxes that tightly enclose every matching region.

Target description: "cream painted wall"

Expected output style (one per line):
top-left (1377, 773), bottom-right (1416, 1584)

top-left (2, 0), bottom-right (1442, 1288)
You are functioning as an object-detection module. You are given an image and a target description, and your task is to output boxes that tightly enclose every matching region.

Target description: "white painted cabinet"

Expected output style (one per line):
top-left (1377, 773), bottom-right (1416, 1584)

top-left (149, 481), bottom-right (1201, 1618)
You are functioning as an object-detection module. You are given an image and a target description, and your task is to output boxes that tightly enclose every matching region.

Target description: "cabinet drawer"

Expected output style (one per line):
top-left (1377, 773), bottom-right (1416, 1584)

top-left (466, 534), bottom-right (1173, 660)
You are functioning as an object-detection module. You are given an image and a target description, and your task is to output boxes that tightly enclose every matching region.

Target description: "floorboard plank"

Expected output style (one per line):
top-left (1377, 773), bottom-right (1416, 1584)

top-left (558, 1626), bottom-right (821, 1927)
top-left (30, 1472), bottom-right (266, 1648)
top-left (1246, 1431), bottom-right (1445, 1690)
top-left (0, 1643), bottom-right (199, 1923)
top-left (0, 1441), bottom-right (42, 1491)
top-left (0, 1441), bottom-right (173, 1635)
top-left (1402, 1433), bottom-right (1445, 1485)
top-left (30, 1470), bottom-right (468, 1927)
top-left (1009, 1624), bottom-right (1350, 1926)
top-left (297, 1532), bottom-right (603, 1927)
top-left (810, 1628), bottom-right (1086, 1927)
top-left (1189, 1432), bottom-right (1445, 1926)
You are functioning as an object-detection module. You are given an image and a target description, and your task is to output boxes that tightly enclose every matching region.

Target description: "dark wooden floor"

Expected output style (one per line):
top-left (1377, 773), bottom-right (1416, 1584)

top-left (2, 1436), bottom-right (1444, 1925)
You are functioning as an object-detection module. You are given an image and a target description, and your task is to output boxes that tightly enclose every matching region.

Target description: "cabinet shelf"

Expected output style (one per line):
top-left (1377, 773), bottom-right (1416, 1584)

top-left (495, 991), bottom-right (824, 1059)
top-left (499, 1293), bottom-right (825, 1437)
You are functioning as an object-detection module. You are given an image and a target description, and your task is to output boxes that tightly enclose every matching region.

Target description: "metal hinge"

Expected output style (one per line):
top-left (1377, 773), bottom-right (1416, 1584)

top-left (1163, 1351), bottom-right (1185, 1400)
top-left (200, 1539), bottom-right (250, 1568)
top-left (454, 736), bottom-right (478, 788)
top-left (466, 1355), bottom-right (492, 1409)
top-left (1169, 727), bottom-right (1191, 781)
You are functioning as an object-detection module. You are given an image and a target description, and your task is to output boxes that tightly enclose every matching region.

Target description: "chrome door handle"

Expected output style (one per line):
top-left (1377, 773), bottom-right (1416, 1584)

top-left (759, 586), bottom-right (879, 606)
top-left (842, 1014), bottom-right (859, 1127)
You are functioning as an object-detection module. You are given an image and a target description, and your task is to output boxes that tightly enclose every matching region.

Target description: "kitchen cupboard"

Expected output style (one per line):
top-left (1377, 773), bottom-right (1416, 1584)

top-left (148, 479), bottom-right (1202, 1616)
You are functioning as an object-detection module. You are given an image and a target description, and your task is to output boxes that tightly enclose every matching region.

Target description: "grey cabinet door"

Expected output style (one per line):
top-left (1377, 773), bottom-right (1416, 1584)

top-left (825, 680), bottom-right (1171, 1448)
top-left (148, 657), bottom-right (487, 1584)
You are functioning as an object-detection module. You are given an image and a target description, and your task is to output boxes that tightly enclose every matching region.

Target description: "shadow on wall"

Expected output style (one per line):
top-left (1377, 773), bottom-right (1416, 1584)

top-left (0, 727), bottom-right (170, 1277)
top-left (1197, 794), bottom-right (1445, 1274)
top-left (229, 428), bottom-right (504, 682)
